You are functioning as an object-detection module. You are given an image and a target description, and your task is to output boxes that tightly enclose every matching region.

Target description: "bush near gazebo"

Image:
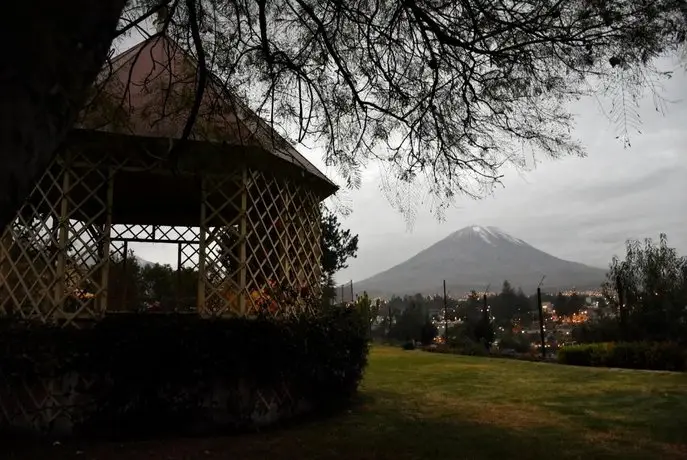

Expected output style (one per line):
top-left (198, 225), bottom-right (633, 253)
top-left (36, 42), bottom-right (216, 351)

top-left (0, 304), bottom-right (369, 439)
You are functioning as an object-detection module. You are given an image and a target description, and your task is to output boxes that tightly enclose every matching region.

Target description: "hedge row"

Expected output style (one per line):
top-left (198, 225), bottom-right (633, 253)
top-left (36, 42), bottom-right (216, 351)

top-left (422, 344), bottom-right (557, 363)
top-left (557, 342), bottom-right (686, 371)
top-left (0, 307), bottom-right (370, 438)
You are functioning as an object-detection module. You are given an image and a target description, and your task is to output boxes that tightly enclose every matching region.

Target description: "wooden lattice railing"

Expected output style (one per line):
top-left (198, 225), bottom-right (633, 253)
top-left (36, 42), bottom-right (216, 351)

top-left (0, 148), bottom-right (323, 326)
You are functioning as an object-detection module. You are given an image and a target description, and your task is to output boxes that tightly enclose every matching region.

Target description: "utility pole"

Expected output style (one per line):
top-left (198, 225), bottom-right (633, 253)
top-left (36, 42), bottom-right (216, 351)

top-left (537, 276), bottom-right (547, 359)
top-left (341, 284), bottom-right (344, 305)
top-left (481, 283), bottom-right (490, 319)
top-left (350, 280), bottom-right (354, 304)
top-left (482, 292), bottom-right (490, 351)
top-left (371, 296), bottom-right (378, 339)
top-left (443, 280), bottom-right (448, 343)
top-left (616, 275), bottom-right (626, 341)
top-left (476, 283), bottom-right (491, 350)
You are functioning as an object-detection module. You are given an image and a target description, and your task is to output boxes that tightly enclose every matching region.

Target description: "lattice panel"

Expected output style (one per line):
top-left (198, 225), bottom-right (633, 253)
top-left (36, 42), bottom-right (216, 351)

top-left (0, 150), bottom-right (113, 326)
top-left (0, 212), bottom-right (59, 321)
top-left (278, 178), bottom-right (322, 292)
top-left (104, 239), bottom-right (200, 313)
top-left (1, 151), bottom-right (324, 323)
top-left (0, 373), bottom-right (302, 435)
top-left (252, 383), bottom-right (298, 424)
top-left (0, 373), bottom-right (96, 434)
top-left (244, 170), bottom-right (321, 317)
top-left (197, 168), bottom-right (322, 318)
top-left (111, 224), bottom-right (200, 243)
top-left (179, 242), bottom-right (200, 269)
top-left (199, 172), bottom-right (245, 316)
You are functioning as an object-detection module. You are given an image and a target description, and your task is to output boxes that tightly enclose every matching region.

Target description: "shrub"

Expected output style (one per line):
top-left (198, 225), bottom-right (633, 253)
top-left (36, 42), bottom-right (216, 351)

top-left (498, 333), bottom-right (532, 353)
top-left (558, 342), bottom-right (686, 371)
top-left (448, 317), bottom-right (494, 351)
top-left (389, 303), bottom-right (433, 345)
top-left (572, 317), bottom-right (621, 344)
top-left (402, 341), bottom-right (416, 350)
top-left (420, 320), bottom-right (438, 346)
top-left (459, 340), bottom-right (490, 356)
top-left (0, 307), bottom-right (369, 438)
top-left (445, 336), bottom-right (489, 356)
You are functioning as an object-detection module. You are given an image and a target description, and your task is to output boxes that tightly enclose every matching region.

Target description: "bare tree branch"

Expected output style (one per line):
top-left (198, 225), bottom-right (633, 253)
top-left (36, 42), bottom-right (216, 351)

top-left (3, 0), bottom-right (686, 231)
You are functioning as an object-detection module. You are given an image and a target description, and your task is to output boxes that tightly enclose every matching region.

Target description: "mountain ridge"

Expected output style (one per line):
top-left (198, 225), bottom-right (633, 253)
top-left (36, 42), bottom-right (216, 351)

top-left (353, 225), bottom-right (607, 297)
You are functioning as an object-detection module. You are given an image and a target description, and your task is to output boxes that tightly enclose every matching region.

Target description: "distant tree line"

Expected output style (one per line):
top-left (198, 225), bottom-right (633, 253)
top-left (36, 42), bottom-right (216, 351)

top-left (377, 281), bottom-right (599, 347)
top-left (320, 211), bottom-right (359, 306)
top-left (106, 251), bottom-right (198, 312)
top-left (383, 284), bottom-right (594, 324)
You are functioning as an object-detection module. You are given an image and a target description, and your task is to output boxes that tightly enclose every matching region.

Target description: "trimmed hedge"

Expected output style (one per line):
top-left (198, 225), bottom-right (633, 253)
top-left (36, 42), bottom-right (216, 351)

top-left (557, 342), bottom-right (687, 371)
top-left (422, 344), bottom-right (555, 363)
top-left (0, 307), bottom-right (369, 438)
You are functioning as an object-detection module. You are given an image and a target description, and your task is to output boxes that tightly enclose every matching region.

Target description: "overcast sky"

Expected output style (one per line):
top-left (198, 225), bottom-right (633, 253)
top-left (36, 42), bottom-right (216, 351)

top-left (327, 61), bottom-right (687, 284)
top-left (124, 27), bottom-right (686, 284)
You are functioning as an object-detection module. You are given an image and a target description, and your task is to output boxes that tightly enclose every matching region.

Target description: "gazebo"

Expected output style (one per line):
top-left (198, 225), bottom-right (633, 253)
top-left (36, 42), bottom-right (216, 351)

top-left (0, 35), bottom-right (337, 326)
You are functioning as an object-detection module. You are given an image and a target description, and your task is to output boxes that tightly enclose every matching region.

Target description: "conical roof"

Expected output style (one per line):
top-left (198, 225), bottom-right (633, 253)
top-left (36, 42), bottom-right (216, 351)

top-left (77, 35), bottom-right (336, 195)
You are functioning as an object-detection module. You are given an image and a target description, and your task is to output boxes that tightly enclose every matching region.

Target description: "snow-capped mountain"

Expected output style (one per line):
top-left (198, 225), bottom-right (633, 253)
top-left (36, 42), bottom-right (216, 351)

top-left (135, 256), bottom-right (154, 268)
top-left (354, 225), bottom-right (607, 297)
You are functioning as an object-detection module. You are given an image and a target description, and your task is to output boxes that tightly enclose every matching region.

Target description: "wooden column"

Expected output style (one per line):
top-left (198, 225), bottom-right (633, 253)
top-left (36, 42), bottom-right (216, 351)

top-left (176, 242), bottom-right (183, 311)
top-left (239, 167), bottom-right (248, 315)
top-left (0, 230), bottom-right (8, 279)
top-left (121, 241), bottom-right (129, 310)
top-left (197, 177), bottom-right (207, 316)
top-left (98, 167), bottom-right (114, 316)
top-left (53, 157), bottom-right (71, 319)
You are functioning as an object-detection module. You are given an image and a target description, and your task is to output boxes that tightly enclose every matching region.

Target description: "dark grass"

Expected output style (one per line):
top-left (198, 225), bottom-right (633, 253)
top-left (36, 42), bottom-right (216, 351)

top-left (6, 346), bottom-right (687, 459)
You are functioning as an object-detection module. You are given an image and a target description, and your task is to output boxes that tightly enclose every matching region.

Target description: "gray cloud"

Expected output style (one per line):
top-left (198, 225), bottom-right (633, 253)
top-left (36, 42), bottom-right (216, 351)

top-left (564, 164), bottom-right (684, 205)
top-left (333, 65), bottom-right (687, 283)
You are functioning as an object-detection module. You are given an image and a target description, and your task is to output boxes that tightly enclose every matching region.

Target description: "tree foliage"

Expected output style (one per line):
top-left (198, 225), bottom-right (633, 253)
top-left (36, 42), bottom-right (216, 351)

top-left (572, 316), bottom-right (622, 343)
top-left (490, 280), bottom-right (532, 326)
top-left (107, 250), bottom-right (199, 312)
top-left (447, 314), bottom-right (494, 351)
top-left (320, 210), bottom-right (359, 302)
top-left (353, 291), bottom-right (380, 338)
top-left (554, 291), bottom-right (587, 317)
top-left (2, 0), bottom-right (687, 234)
top-left (497, 332), bottom-right (532, 353)
top-left (603, 233), bottom-right (687, 343)
top-left (120, 0), bottom-right (686, 214)
top-left (389, 301), bottom-right (436, 344)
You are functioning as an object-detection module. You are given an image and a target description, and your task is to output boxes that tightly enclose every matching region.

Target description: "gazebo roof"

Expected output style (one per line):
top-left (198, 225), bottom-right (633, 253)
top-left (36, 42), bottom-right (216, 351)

top-left (76, 34), bottom-right (337, 196)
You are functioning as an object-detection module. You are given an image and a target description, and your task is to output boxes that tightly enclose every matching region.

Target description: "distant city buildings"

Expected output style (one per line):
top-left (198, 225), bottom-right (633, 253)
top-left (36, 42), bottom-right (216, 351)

top-left (557, 288), bottom-right (604, 297)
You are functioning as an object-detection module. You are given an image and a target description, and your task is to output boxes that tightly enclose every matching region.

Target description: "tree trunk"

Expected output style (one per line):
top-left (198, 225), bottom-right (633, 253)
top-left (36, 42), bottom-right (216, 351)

top-left (0, 0), bottom-right (127, 232)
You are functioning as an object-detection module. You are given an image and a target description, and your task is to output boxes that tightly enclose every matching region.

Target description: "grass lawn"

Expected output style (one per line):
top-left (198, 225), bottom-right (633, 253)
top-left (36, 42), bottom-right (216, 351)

top-left (7, 346), bottom-right (687, 459)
